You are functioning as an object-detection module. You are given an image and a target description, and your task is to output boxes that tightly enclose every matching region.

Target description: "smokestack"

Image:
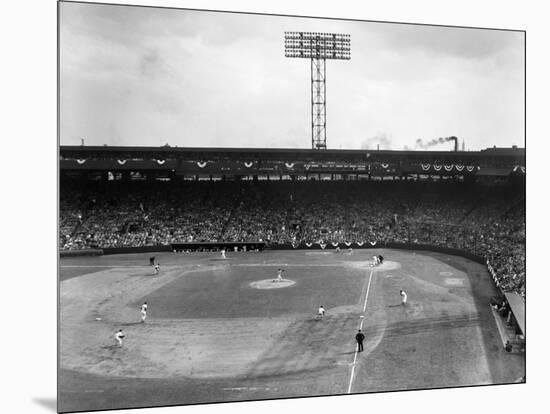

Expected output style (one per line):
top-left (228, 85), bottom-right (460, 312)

top-left (450, 136), bottom-right (458, 152)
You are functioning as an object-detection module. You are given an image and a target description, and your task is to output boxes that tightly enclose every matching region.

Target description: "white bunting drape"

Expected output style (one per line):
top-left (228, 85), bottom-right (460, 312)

top-left (117, 159), bottom-right (127, 165)
top-left (197, 161), bottom-right (207, 168)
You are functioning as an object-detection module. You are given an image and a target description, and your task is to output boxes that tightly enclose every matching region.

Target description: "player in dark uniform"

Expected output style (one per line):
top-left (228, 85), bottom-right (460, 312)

top-left (378, 255), bottom-right (384, 264)
top-left (355, 329), bottom-right (365, 352)
top-left (149, 256), bottom-right (155, 266)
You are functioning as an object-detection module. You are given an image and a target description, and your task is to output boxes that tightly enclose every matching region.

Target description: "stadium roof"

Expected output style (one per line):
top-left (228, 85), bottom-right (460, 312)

top-left (60, 145), bottom-right (525, 164)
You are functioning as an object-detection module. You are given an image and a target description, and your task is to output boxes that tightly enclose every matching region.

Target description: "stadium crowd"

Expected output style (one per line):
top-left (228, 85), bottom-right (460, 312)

top-left (60, 180), bottom-right (525, 295)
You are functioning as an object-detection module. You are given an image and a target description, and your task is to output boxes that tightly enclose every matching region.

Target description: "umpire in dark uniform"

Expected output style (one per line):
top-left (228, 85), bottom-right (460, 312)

top-left (355, 329), bottom-right (365, 352)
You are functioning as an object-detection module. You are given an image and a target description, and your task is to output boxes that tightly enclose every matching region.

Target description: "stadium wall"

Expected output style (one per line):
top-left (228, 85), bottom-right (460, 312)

top-left (59, 248), bottom-right (104, 258)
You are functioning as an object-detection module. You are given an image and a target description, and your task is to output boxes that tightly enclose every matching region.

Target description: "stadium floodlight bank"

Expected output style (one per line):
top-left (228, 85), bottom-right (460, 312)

top-left (284, 32), bottom-right (351, 150)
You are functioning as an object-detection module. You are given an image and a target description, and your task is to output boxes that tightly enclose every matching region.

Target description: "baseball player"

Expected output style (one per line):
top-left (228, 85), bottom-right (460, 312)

top-left (140, 302), bottom-right (148, 323)
top-left (355, 329), bottom-right (365, 352)
top-left (154, 263), bottom-right (160, 274)
top-left (400, 289), bottom-right (407, 305)
top-left (221, 248), bottom-right (226, 259)
top-left (115, 329), bottom-right (125, 347)
top-left (149, 256), bottom-right (155, 266)
top-left (273, 268), bottom-right (284, 282)
top-left (318, 305), bottom-right (326, 319)
top-left (373, 255), bottom-right (379, 266)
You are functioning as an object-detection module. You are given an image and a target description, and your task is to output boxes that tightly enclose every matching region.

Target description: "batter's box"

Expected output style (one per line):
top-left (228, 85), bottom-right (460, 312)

top-left (444, 278), bottom-right (464, 286)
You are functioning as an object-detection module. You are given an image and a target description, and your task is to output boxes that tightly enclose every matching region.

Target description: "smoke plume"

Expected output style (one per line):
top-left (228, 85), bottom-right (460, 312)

top-left (361, 132), bottom-right (393, 150)
top-left (414, 136), bottom-right (457, 150)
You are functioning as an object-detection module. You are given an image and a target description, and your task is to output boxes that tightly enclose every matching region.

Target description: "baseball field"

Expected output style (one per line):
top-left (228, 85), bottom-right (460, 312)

top-left (59, 248), bottom-right (525, 412)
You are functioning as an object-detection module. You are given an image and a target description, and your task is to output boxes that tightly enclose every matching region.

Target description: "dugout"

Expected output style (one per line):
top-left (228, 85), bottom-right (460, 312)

top-left (504, 292), bottom-right (525, 341)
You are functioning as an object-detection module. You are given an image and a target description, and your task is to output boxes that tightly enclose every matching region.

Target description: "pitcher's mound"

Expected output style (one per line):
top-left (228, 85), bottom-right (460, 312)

top-left (249, 279), bottom-right (296, 289)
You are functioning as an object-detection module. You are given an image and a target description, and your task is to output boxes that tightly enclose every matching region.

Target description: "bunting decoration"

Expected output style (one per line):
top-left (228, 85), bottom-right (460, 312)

top-left (344, 241), bottom-right (352, 247)
top-left (320, 243), bottom-right (326, 249)
top-left (369, 241), bottom-right (377, 246)
top-left (433, 164), bottom-right (442, 171)
top-left (421, 163), bottom-right (431, 171)
top-left (117, 159), bottom-right (127, 165)
top-left (76, 159), bottom-right (86, 164)
top-left (197, 161), bottom-right (207, 168)
top-left (155, 159), bottom-right (166, 165)
top-left (305, 242), bottom-right (312, 248)
top-left (466, 166), bottom-right (475, 172)
top-left (444, 165), bottom-right (454, 171)
top-left (356, 241), bottom-right (364, 247)
top-left (331, 242), bottom-right (339, 247)
top-left (381, 163), bottom-right (389, 169)
top-left (244, 161), bottom-right (254, 168)
top-left (285, 163), bottom-right (295, 169)
top-left (455, 165), bottom-right (464, 171)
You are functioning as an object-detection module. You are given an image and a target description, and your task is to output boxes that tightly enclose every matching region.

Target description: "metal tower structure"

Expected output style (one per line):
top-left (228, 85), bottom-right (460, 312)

top-left (285, 32), bottom-right (351, 149)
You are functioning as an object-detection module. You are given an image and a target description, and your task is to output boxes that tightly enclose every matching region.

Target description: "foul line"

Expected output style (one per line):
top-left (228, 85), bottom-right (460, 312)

top-left (347, 269), bottom-right (374, 395)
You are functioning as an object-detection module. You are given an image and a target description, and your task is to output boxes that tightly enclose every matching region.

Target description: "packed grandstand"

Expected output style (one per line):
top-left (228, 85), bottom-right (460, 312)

top-left (59, 145), bottom-right (525, 296)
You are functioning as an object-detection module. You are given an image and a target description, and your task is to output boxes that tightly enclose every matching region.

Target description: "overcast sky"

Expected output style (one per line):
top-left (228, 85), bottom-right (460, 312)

top-left (59, 2), bottom-right (524, 151)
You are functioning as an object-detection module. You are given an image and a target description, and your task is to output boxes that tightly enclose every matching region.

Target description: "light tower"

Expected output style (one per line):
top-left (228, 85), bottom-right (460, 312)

top-left (285, 32), bottom-right (351, 149)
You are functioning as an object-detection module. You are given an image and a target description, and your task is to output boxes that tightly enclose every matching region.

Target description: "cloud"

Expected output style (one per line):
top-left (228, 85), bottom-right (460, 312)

top-left (59, 2), bottom-right (524, 150)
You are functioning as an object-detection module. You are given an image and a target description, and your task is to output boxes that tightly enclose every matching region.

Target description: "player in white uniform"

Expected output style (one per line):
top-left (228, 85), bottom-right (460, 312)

top-left (154, 263), bottom-right (160, 274)
top-left (140, 302), bottom-right (148, 323)
top-left (400, 290), bottom-right (407, 305)
top-left (274, 268), bottom-right (284, 282)
top-left (221, 248), bottom-right (226, 259)
top-left (317, 305), bottom-right (326, 320)
top-left (115, 329), bottom-right (125, 347)
top-left (373, 255), bottom-right (379, 266)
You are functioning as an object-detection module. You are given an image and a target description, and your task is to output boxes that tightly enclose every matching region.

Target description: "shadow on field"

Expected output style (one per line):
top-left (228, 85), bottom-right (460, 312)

top-left (338, 351), bottom-right (356, 356)
top-left (121, 322), bottom-right (143, 326)
top-left (101, 344), bottom-right (121, 351)
top-left (32, 397), bottom-right (57, 412)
